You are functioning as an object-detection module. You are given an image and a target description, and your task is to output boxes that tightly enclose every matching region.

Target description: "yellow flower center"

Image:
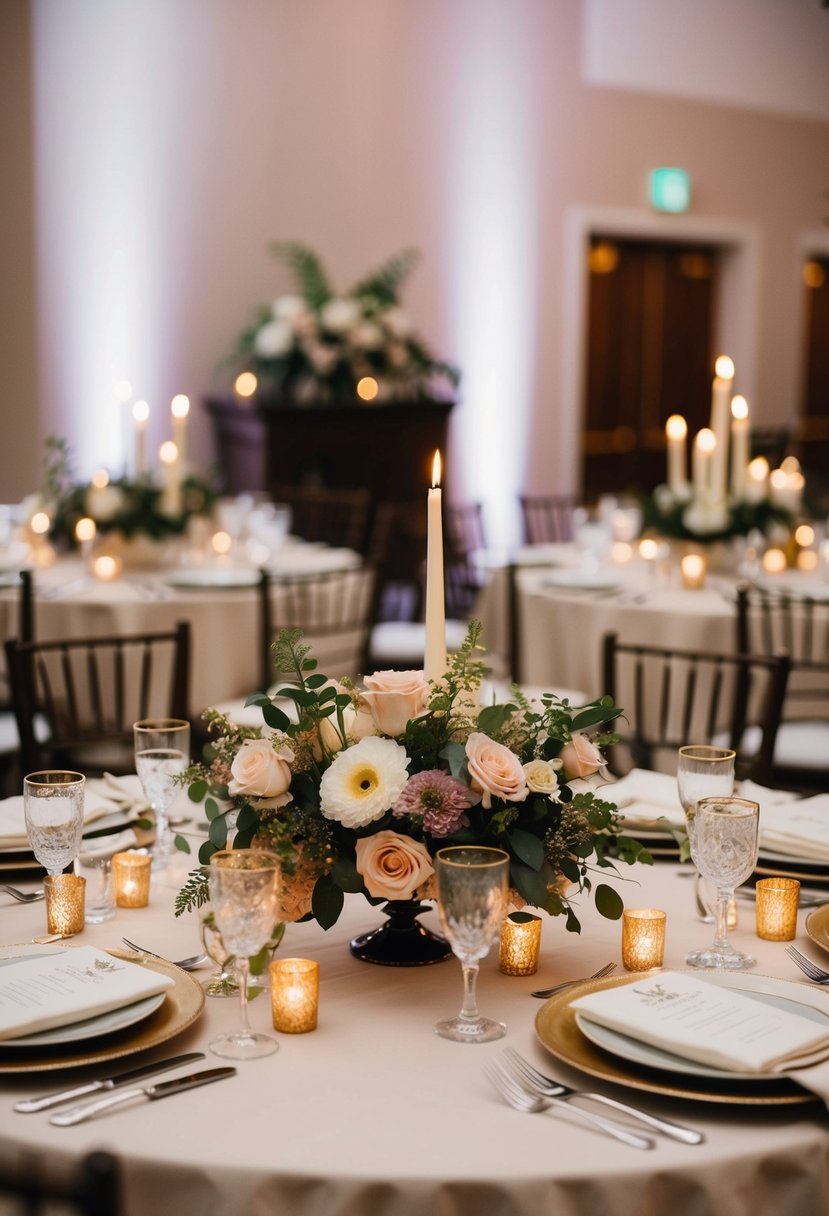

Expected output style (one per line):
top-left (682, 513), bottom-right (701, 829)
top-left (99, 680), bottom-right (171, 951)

top-left (348, 765), bottom-right (380, 799)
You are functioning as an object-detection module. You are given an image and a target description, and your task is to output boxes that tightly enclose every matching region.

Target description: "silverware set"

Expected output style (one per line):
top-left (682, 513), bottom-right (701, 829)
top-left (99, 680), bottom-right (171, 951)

top-left (786, 944), bottom-right (829, 984)
top-left (0, 883), bottom-right (45, 904)
top-left (121, 937), bottom-right (208, 971)
top-left (485, 1050), bottom-right (704, 1149)
top-left (530, 962), bottom-right (616, 999)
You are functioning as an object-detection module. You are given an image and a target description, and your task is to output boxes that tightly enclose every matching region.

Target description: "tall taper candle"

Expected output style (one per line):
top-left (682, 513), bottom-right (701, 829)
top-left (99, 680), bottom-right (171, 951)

top-left (170, 394), bottom-right (190, 466)
top-left (709, 355), bottom-right (734, 503)
top-left (132, 400), bottom-right (149, 476)
top-left (665, 414), bottom-right (688, 495)
top-left (424, 450), bottom-right (447, 683)
top-left (730, 394), bottom-right (749, 500)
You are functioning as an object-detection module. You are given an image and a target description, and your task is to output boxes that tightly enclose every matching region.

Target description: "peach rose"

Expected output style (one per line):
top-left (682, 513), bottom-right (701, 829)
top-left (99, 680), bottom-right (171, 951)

top-left (228, 738), bottom-right (294, 801)
top-left (318, 687), bottom-right (377, 753)
top-left (559, 732), bottom-right (604, 779)
top-left (360, 669), bottom-right (430, 737)
top-left (465, 732), bottom-right (529, 809)
top-left (354, 830), bottom-right (434, 900)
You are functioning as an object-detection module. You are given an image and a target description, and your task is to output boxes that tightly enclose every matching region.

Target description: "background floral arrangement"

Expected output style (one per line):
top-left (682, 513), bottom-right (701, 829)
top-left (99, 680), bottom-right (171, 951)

top-left (231, 242), bottom-right (461, 404)
top-left (642, 483), bottom-right (793, 544)
top-left (176, 624), bottom-right (650, 933)
top-left (34, 436), bottom-right (218, 547)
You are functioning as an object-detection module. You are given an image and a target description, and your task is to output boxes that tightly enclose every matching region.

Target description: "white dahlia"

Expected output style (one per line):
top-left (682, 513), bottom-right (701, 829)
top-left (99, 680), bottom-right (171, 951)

top-left (319, 736), bottom-right (410, 829)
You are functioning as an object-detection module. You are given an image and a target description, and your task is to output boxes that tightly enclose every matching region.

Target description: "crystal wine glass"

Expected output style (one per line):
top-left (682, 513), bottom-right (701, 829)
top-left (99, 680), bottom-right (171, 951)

top-left (23, 770), bottom-right (85, 876)
top-left (133, 718), bottom-right (190, 868)
top-left (208, 849), bottom-right (281, 1059)
top-left (200, 910), bottom-right (239, 998)
top-left (434, 845), bottom-right (509, 1043)
top-left (686, 796), bottom-right (759, 971)
top-left (677, 745), bottom-right (736, 923)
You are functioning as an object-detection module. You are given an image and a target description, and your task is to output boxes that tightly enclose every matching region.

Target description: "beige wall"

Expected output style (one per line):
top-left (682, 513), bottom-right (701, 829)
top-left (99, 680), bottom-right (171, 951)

top-left (0, 0), bottom-right (38, 501)
top-left (3, 0), bottom-right (828, 540)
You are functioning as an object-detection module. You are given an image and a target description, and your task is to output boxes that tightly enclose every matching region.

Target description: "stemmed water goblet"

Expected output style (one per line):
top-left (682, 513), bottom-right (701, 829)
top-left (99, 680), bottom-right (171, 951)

top-left (207, 849), bottom-right (281, 1059)
top-left (434, 846), bottom-right (510, 1043)
top-left (133, 718), bottom-right (191, 868)
top-left (23, 770), bottom-right (86, 875)
top-left (677, 745), bottom-right (736, 922)
top-left (685, 796), bottom-right (759, 970)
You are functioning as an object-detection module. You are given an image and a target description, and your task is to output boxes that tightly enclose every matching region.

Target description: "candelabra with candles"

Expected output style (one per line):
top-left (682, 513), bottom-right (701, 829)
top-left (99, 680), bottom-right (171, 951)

top-left (646, 357), bottom-right (801, 544)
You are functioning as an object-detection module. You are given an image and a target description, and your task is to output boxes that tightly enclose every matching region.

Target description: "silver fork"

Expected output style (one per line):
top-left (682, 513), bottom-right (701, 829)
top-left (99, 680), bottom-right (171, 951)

top-left (785, 945), bottom-right (829, 984)
top-left (502, 1049), bottom-right (703, 1144)
top-left (531, 961), bottom-right (616, 999)
top-left (0, 883), bottom-right (45, 903)
top-left (121, 937), bottom-right (208, 971)
top-left (484, 1060), bottom-right (654, 1150)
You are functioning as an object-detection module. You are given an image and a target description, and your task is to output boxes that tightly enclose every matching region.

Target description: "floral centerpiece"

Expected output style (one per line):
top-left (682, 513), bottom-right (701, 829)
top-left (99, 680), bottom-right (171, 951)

top-left (642, 482), bottom-right (794, 546)
top-left (175, 624), bottom-right (651, 956)
top-left (230, 242), bottom-right (460, 404)
top-left (29, 436), bottom-right (218, 550)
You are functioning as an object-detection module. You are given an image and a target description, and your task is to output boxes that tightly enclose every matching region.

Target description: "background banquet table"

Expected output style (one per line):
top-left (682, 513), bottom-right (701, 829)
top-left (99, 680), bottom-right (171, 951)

top-left (475, 547), bottom-right (751, 695)
top-left (0, 542), bottom-right (361, 716)
top-left (2, 844), bottom-right (828, 1216)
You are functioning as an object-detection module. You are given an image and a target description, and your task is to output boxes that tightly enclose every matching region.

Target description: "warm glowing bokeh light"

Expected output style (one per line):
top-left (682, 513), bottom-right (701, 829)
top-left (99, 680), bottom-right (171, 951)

top-left (234, 372), bottom-right (258, 398)
top-left (132, 399), bottom-right (149, 424)
top-left (170, 394), bottom-right (190, 418)
top-left (795, 524), bottom-right (815, 548)
top-left (638, 538), bottom-right (659, 560)
top-left (159, 440), bottom-right (178, 465)
top-left (74, 517), bottom-right (96, 542)
top-left (761, 548), bottom-right (787, 574)
top-left (665, 414), bottom-right (687, 440)
top-left (31, 511), bottom-right (51, 535)
top-left (92, 554), bottom-right (122, 581)
top-left (211, 530), bottom-right (232, 555)
top-left (431, 450), bottom-right (442, 487)
top-left (91, 468), bottom-right (110, 489)
top-left (356, 376), bottom-right (379, 401)
top-left (714, 355), bottom-right (735, 380)
top-left (697, 428), bottom-right (716, 453)
top-left (730, 395), bottom-right (748, 421)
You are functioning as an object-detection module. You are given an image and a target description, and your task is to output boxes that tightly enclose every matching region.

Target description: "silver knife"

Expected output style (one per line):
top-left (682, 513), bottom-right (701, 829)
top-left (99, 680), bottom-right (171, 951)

top-left (14, 1051), bottom-right (206, 1113)
top-left (49, 1067), bottom-right (236, 1126)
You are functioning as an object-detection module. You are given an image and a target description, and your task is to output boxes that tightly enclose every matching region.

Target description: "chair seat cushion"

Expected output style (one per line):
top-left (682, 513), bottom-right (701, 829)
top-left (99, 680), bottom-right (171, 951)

top-left (368, 620), bottom-right (470, 667)
top-left (732, 721), bottom-right (829, 771)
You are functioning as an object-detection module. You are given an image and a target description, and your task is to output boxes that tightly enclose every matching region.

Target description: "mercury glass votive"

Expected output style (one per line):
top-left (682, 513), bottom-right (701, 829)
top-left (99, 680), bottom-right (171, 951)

top-left (112, 851), bottom-right (152, 908)
top-left (270, 958), bottom-right (319, 1033)
top-left (44, 874), bottom-right (86, 935)
top-left (680, 552), bottom-right (707, 590)
top-left (499, 912), bottom-right (542, 975)
top-left (622, 908), bottom-right (667, 971)
top-left (756, 877), bottom-right (800, 941)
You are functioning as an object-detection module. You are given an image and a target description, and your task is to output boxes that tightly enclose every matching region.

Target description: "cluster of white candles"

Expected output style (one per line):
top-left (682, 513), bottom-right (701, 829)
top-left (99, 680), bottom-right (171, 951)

top-left (663, 357), bottom-right (804, 520)
top-left (127, 389), bottom-right (191, 510)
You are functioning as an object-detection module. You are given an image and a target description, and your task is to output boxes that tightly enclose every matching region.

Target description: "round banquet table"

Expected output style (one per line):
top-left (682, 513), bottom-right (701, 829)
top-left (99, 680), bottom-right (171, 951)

top-left (0, 543), bottom-right (361, 717)
top-left (1, 848), bottom-right (828, 1216)
top-left (474, 548), bottom-right (745, 697)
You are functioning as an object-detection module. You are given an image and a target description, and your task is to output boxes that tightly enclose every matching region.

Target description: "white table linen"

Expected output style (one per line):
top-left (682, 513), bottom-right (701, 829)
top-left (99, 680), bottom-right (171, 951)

top-left (1, 847), bottom-right (829, 1216)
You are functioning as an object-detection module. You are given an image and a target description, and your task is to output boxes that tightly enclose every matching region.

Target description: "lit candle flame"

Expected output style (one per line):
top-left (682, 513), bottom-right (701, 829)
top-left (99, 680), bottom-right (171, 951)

top-left (714, 355), bottom-right (735, 380)
top-left (170, 394), bottom-right (190, 419)
top-left (665, 414), bottom-right (687, 440)
top-left (730, 395), bottom-right (748, 421)
top-left (431, 450), bottom-right (442, 488)
top-left (697, 427), bottom-right (716, 453)
top-left (132, 400), bottom-right (149, 425)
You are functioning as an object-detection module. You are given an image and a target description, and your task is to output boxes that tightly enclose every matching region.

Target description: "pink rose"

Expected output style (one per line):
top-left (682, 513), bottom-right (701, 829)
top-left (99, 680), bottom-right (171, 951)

top-left (559, 732), bottom-right (604, 779)
top-left (360, 669), bottom-right (430, 737)
top-left (228, 738), bottom-right (293, 800)
top-left (355, 830), bottom-right (434, 900)
top-left (465, 732), bottom-right (529, 809)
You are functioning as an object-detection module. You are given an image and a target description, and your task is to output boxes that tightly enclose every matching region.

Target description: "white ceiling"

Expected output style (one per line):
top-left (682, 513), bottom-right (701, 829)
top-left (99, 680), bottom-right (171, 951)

top-left (584, 0), bottom-right (829, 123)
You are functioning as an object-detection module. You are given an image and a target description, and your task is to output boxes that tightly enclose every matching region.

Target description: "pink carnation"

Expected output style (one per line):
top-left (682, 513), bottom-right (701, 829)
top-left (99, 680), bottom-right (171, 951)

top-left (392, 769), bottom-right (480, 837)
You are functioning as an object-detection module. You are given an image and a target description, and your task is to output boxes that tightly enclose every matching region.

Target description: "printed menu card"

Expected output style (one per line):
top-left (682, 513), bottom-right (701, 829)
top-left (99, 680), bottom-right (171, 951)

top-left (572, 971), bottom-right (829, 1074)
top-left (0, 947), bottom-right (174, 1040)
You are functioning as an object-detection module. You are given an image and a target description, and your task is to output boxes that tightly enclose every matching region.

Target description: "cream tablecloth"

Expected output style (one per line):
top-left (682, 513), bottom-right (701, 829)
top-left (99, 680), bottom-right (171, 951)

top-left (0, 544), bottom-right (360, 717)
top-left (1, 847), bottom-right (828, 1216)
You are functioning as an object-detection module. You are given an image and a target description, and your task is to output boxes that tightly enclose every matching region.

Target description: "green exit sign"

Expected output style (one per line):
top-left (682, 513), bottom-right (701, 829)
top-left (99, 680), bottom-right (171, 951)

top-left (649, 167), bottom-right (691, 213)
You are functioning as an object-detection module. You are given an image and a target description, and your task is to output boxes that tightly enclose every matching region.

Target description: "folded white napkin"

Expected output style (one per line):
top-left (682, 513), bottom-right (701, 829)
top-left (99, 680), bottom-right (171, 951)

top-left (595, 769), bottom-right (685, 831)
top-left (572, 971), bottom-right (829, 1075)
top-left (757, 794), bottom-right (829, 861)
top-left (0, 786), bottom-right (131, 851)
top-left (0, 946), bottom-right (175, 1041)
top-left (85, 773), bottom-right (150, 815)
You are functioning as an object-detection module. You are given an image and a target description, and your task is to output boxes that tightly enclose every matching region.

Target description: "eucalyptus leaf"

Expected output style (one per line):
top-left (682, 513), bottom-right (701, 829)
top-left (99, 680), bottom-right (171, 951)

top-left (594, 883), bottom-right (624, 920)
top-left (506, 828), bottom-right (544, 871)
top-left (312, 875), bottom-right (344, 930)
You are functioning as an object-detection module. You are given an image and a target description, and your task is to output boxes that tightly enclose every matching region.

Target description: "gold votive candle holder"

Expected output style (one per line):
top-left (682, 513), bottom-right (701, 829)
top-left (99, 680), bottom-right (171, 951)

top-left (44, 874), bottom-right (86, 935)
top-left (270, 958), bottom-right (319, 1033)
top-left (112, 851), bottom-right (152, 908)
top-left (499, 912), bottom-right (542, 975)
top-left (621, 908), bottom-right (666, 971)
top-left (756, 877), bottom-right (800, 941)
top-left (680, 552), bottom-right (707, 590)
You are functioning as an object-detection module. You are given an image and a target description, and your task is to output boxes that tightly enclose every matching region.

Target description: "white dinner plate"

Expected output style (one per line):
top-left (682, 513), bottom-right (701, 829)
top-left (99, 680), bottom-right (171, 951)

top-left (163, 567), bottom-right (260, 589)
top-left (0, 993), bottom-right (165, 1048)
top-left (574, 971), bottom-right (829, 1083)
top-left (542, 568), bottom-right (620, 593)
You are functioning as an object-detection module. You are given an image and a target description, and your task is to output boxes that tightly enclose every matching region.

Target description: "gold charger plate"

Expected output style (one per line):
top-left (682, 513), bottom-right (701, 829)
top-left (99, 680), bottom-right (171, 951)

top-left (535, 971), bottom-right (820, 1106)
top-left (806, 904), bottom-right (829, 956)
top-left (0, 948), bottom-right (204, 1074)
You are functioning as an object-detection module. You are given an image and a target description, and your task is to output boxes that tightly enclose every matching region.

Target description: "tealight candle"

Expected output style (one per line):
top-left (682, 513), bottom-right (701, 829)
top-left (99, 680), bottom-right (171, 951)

top-left (92, 554), bottom-right (123, 582)
top-left (112, 851), bottom-right (152, 908)
top-left (270, 958), bottom-right (319, 1033)
top-left (44, 874), bottom-right (86, 936)
top-left (756, 877), bottom-right (800, 941)
top-left (499, 912), bottom-right (542, 975)
top-left (680, 552), bottom-right (707, 590)
top-left (621, 908), bottom-right (666, 971)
